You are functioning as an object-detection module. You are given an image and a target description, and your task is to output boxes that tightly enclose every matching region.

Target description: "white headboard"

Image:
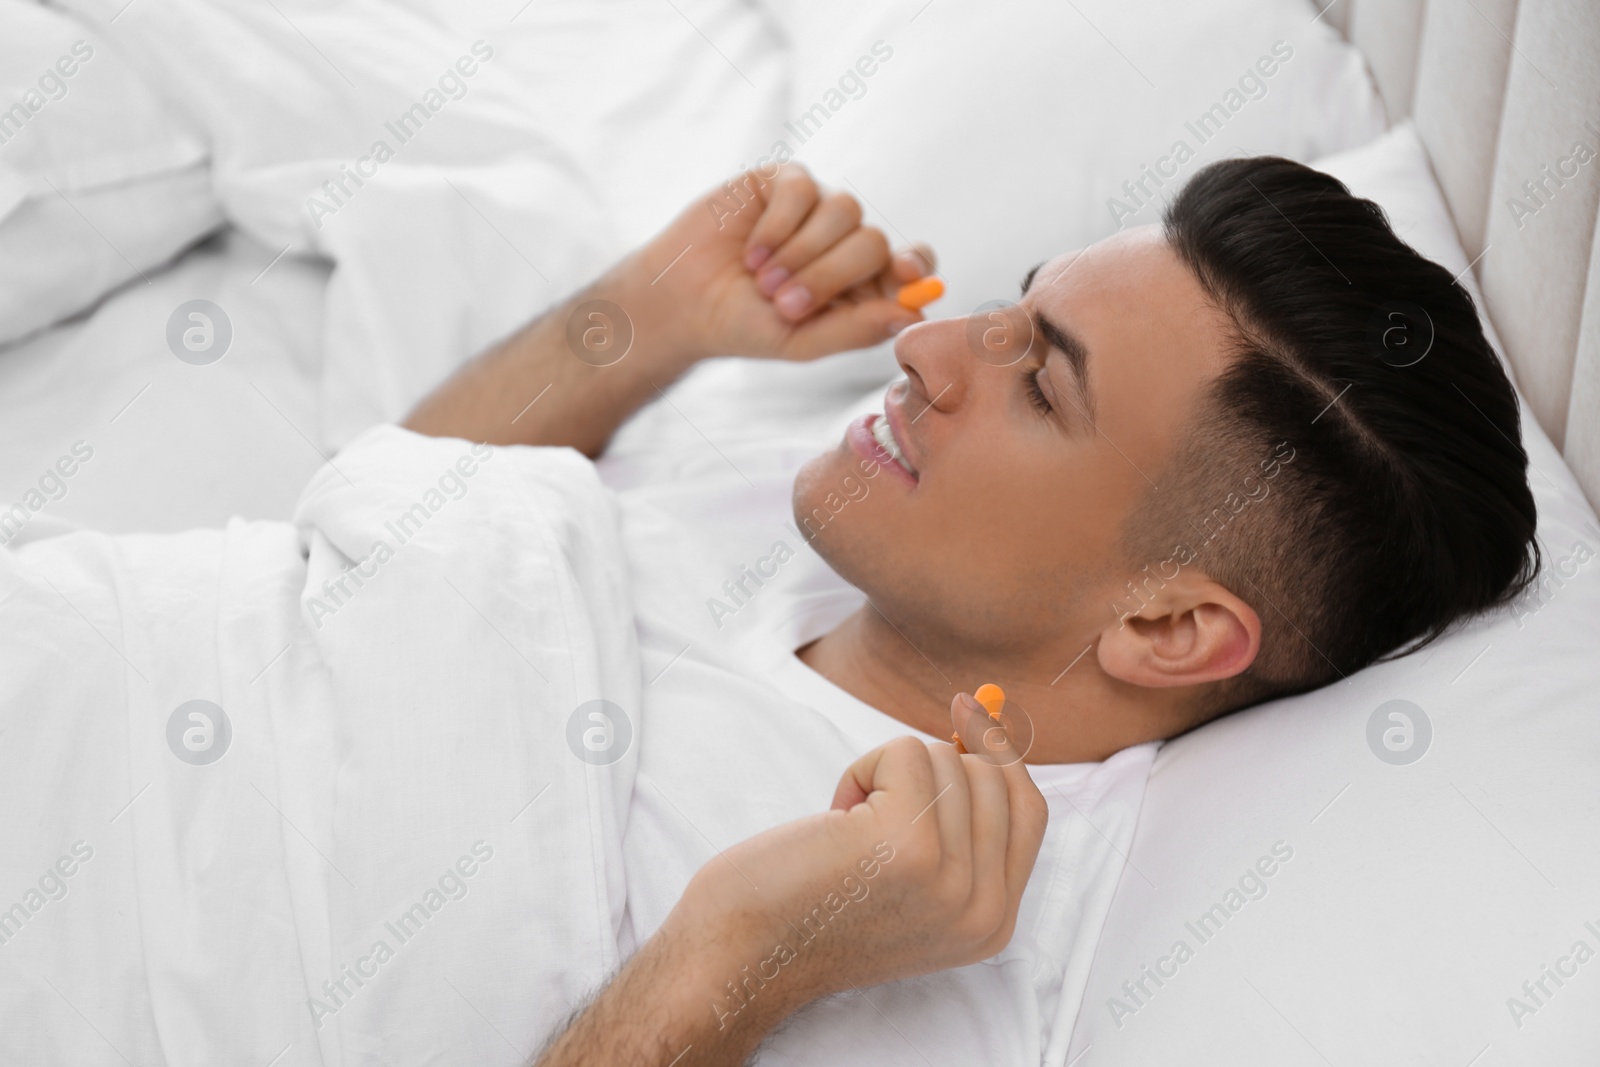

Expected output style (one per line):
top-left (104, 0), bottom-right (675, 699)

top-left (1319, 0), bottom-right (1600, 508)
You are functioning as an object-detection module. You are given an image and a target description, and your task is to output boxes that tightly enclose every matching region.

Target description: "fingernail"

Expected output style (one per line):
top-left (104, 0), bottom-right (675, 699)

top-left (757, 265), bottom-right (789, 296)
top-left (956, 692), bottom-right (983, 715)
top-left (776, 285), bottom-right (811, 317)
top-left (886, 317), bottom-right (917, 337)
top-left (745, 245), bottom-right (770, 270)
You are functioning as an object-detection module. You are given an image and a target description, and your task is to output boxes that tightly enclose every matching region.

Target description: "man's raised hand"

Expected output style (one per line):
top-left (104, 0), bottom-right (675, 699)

top-left (637, 163), bottom-right (938, 362)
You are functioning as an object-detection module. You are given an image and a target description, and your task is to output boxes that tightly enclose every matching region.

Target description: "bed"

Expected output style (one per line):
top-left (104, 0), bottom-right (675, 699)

top-left (1, 0), bottom-right (1596, 1063)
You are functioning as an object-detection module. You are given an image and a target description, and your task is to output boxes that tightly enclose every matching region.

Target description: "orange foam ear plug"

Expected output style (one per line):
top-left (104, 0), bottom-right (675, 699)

top-left (974, 683), bottom-right (1005, 721)
top-left (896, 276), bottom-right (944, 310)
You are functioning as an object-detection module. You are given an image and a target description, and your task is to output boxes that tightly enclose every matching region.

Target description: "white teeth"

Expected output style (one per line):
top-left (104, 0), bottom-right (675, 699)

top-left (872, 416), bottom-right (916, 476)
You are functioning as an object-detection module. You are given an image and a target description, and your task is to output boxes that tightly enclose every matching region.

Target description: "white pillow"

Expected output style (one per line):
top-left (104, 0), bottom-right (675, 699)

top-left (751, 0), bottom-right (1385, 335)
top-left (0, 0), bottom-right (222, 344)
top-left (1070, 123), bottom-right (1600, 1064)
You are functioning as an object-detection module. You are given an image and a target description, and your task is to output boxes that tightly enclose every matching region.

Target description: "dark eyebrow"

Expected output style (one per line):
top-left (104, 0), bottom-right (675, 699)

top-left (1020, 260), bottom-right (1045, 296)
top-left (1031, 310), bottom-right (1095, 422)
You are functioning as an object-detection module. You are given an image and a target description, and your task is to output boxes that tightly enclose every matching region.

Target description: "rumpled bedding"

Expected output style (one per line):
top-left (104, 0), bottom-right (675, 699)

top-left (0, 427), bottom-right (638, 1065)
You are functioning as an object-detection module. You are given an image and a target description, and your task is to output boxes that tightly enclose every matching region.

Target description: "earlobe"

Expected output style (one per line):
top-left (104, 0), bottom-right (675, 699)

top-left (1096, 582), bottom-right (1261, 689)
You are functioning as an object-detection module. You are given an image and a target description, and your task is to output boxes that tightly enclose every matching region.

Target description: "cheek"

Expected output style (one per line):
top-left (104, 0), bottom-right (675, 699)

top-left (948, 447), bottom-right (1119, 603)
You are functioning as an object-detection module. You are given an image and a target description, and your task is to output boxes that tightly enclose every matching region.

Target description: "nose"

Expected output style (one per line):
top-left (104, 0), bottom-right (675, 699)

top-left (894, 303), bottom-right (1036, 415)
top-left (892, 316), bottom-right (970, 416)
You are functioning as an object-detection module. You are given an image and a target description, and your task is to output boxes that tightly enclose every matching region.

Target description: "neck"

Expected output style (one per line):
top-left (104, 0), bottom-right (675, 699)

top-left (798, 605), bottom-right (1184, 763)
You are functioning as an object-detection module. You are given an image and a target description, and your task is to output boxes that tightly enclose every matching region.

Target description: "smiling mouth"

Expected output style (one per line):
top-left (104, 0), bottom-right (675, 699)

top-left (871, 414), bottom-right (918, 478)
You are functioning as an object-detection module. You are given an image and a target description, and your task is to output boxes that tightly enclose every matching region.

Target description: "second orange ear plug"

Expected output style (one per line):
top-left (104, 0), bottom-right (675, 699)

top-left (952, 683), bottom-right (1005, 753)
top-left (896, 276), bottom-right (944, 310)
top-left (974, 683), bottom-right (1005, 721)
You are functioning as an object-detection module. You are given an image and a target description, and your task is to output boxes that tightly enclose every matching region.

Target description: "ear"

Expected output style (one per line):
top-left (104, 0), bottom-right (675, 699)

top-left (1096, 579), bottom-right (1261, 689)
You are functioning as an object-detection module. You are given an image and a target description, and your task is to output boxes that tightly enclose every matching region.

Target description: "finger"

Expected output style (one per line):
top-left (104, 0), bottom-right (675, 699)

top-left (754, 192), bottom-right (862, 296)
top-left (924, 734), bottom-right (973, 874)
top-left (782, 298), bottom-right (922, 361)
top-left (772, 227), bottom-right (892, 320)
top-left (891, 244), bottom-right (937, 284)
top-left (950, 690), bottom-right (991, 756)
top-left (743, 164), bottom-right (820, 271)
top-left (830, 743), bottom-right (884, 811)
top-left (962, 753), bottom-right (1011, 908)
top-left (949, 693), bottom-right (1047, 901)
top-left (985, 710), bottom-right (1049, 908)
top-left (843, 278), bottom-right (881, 304)
top-left (830, 735), bottom-right (935, 821)
top-left (862, 245), bottom-right (938, 302)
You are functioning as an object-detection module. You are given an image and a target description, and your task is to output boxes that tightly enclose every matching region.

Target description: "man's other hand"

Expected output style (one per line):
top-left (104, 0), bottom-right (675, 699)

top-left (534, 694), bottom-right (1046, 1066)
top-left (661, 691), bottom-right (1048, 1024)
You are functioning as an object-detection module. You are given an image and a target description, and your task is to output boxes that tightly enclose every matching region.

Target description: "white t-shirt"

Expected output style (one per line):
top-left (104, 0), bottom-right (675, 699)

top-left (608, 455), bottom-right (1157, 1066)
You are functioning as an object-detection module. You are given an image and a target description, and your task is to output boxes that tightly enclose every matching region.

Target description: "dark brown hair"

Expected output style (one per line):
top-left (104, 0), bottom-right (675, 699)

top-left (1135, 156), bottom-right (1539, 710)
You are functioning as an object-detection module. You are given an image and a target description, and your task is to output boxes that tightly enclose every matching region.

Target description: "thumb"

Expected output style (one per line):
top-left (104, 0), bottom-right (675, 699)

top-left (949, 690), bottom-right (1034, 770)
top-left (783, 298), bottom-right (921, 361)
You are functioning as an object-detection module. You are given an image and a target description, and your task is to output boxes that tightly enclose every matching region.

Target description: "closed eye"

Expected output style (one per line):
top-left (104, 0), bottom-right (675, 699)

top-left (1025, 367), bottom-right (1052, 414)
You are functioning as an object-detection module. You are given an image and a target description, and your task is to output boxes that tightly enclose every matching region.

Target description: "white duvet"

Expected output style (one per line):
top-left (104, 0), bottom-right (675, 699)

top-left (1, 429), bottom-right (638, 1064)
top-left (0, 426), bottom-right (1151, 1066)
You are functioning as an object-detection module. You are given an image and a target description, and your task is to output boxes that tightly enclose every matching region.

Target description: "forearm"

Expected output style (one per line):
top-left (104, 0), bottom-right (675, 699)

top-left (402, 249), bottom-right (701, 457)
top-left (403, 163), bottom-right (928, 454)
top-left (535, 924), bottom-right (796, 1067)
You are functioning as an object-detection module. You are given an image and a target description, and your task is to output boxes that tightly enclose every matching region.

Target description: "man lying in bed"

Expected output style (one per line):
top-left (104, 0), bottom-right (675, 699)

top-left (405, 160), bottom-right (1538, 1065)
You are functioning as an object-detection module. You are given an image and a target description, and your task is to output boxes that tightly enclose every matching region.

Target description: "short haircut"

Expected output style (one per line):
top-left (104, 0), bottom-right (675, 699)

top-left (1127, 156), bottom-right (1539, 713)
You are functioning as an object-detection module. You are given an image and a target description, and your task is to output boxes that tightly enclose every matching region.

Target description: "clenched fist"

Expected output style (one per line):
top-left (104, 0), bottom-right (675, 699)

top-left (630, 163), bottom-right (939, 362)
top-left (658, 691), bottom-right (1048, 1023)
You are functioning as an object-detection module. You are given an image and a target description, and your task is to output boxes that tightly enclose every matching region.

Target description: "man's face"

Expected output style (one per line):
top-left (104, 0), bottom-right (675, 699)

top-left (793, 226), bottom-right (1237, 678)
